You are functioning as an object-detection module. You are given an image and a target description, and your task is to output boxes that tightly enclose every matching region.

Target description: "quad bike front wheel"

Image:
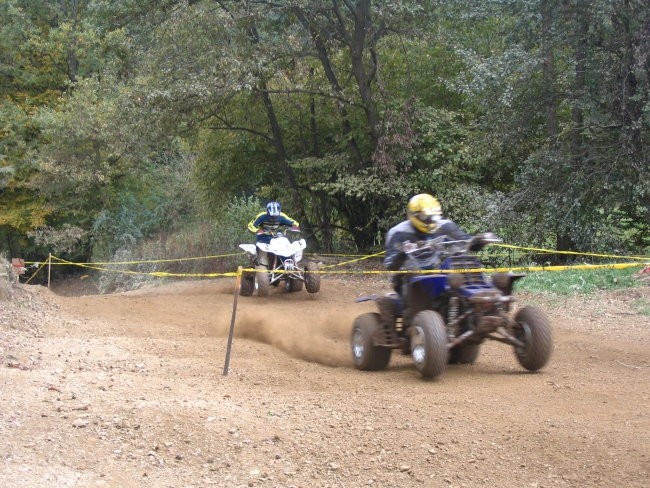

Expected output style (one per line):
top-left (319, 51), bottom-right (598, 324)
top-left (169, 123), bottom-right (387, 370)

top-left (287, 277), bottom-right (303, 292)
top-left (351, 313), bottom-right (392, 371)
top-left (410, 310), bottom-right (448, 379)
top-left (255, 265), bottom-right (271, 297)
top-left (239, 270), bottom-right (255, 296)
top-left (513, 306), bottom-right (553, 371)
top-left (304, 261), bottom-right (321, 293)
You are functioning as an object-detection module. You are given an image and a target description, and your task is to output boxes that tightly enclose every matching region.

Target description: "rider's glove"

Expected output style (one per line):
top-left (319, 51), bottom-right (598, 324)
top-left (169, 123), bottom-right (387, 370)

top-left (469, 233), bottom-right (501, 251)
top-left (403, 241), bottom-right (417, 252)
top-left (256, 229), bottom-right (265, 235)
top-left (291, 225), bottom-right (300, 232)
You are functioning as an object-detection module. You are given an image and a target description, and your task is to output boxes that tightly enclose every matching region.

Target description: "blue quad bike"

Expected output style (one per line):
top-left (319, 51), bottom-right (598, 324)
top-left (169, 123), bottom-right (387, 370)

top-left (351, 233), bottom-right (553, 379)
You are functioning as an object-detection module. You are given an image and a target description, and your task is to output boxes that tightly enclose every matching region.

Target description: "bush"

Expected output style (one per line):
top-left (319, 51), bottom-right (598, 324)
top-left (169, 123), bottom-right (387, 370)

top-left (93, 196), bottom-right (261, 293)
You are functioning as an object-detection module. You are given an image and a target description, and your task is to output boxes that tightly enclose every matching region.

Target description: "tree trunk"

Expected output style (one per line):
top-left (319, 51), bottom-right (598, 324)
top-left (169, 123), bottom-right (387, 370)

top-left (308, 67), bottom-right (320, 158)
top-left (346, 0), bottom-right (381, 154)
top-left (258, 80), bottom-right (307, 217)
top-left (541, 0), bottom-right (558, 141)
top-left (617, 0), bottom-right (648, 156)
top-left (570, 0), bottom-right (588, 160)
top-left (65, 0), bottom-right (80, 83)
top-left (295, 9), bottom-right (365, 168)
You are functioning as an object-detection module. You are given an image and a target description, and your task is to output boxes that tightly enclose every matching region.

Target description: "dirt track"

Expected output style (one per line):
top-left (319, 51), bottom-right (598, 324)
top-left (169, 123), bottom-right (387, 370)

top-left (1, 278), bottom-right (649, 488)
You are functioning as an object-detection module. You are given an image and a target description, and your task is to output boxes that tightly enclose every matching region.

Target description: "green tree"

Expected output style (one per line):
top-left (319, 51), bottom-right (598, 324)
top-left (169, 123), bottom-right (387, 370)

top-left (0, 0), bottom-right (135, 257)
top-left (444, 0), bottom-right (649, 253)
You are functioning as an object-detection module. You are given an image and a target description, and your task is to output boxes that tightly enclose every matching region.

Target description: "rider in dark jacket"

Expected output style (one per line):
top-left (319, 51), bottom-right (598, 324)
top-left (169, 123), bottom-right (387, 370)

top-left (384, 193), bottom-right (470, 295)
top-left (248, 201), bottom-right (299, 245)
top-left (379, 193), bottom-right (471, 331)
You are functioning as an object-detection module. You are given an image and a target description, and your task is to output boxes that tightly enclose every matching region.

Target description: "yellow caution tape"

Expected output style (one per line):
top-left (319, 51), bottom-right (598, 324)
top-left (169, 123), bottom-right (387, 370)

top-left (50, 256), bottom-right (238, 278)
top-left (313, 245), bottom-right (649, 269)
top-left (494, 243), bottom-right (650, 261)
top-left (244, 261), bottom-right (648, 275)
top-left (40, 252), bottom-right (245, 266)
top-left (35, 251), bottom-right (649, 280)
top-left (321, 250), bottom-right (386, 269)
top-left (306, 252), bottom-right (374, 257)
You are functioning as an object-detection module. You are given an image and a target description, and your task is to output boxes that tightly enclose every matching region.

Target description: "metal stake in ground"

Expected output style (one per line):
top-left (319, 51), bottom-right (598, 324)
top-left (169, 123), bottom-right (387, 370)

top-left (223, 266), bottom-right (242, 375)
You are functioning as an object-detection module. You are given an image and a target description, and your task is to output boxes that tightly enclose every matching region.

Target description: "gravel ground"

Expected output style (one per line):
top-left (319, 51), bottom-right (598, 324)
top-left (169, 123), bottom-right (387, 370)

top-left (1, 277), bottom-right (648, 488)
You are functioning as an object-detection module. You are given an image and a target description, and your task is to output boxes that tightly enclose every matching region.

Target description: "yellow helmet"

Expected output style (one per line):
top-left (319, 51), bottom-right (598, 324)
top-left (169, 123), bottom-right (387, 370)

top-left (407, 194), bottom-right (442, 233)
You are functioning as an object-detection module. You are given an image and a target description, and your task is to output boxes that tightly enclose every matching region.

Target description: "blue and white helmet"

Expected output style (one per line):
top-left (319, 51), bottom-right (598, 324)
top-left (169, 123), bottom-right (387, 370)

top-left (266, 201), bottom-right (281, 217)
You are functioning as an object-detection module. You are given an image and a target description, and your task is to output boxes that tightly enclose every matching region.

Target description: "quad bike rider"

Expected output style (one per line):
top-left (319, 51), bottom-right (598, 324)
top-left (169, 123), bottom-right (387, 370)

top-left (351, 193), bottom-right (553, 379)
top-left (380, 194), bottom-right (475, 333)
top-left (384, 194), bottom-right (471, 317)
top-left (239, 201), bottom-right (320, 296)
top-left (248, 201), bottom-right (300, 261)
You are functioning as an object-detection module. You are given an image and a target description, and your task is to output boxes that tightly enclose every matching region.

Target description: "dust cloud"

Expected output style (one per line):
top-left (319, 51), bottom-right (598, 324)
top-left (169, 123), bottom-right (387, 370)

top-left (234, 308), bottom-right (359, 367)
top-left (109, 278), bottom-right (383, 368)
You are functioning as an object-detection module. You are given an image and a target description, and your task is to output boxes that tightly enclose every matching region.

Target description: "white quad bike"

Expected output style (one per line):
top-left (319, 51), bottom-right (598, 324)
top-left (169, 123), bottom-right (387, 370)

top-left (238, 229), bottom-right (321, 297)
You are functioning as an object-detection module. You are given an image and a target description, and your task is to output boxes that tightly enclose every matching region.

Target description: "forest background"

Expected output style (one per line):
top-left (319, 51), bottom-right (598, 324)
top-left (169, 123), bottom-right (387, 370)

top-left (0, 0), bottom-right (648, 289)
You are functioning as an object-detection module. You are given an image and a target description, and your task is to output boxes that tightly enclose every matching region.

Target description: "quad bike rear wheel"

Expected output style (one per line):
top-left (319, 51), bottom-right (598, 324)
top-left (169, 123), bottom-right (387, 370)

top-left (304, 261), bottom-right (321, 293)
top-left (351, 313), bottom-right (392, 371)
top-left (410, 310), bottom-right (448, 379)
top-left (255, 265), bottom-right (271, 297)
top-left (513, 306), bottom-right (553, 371)
top-left (239, 270), bottom-right (255, 296)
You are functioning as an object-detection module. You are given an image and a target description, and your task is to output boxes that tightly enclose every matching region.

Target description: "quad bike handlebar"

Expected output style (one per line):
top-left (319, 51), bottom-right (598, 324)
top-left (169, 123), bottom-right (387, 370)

top-left (402, 232), bottom-right (500, 253)
top-left (468, 232), bottom-right (501, 251)
top-left (256, 226), bottom-right (301, 237)
top-left (400, 232), bottom-right (501, 269)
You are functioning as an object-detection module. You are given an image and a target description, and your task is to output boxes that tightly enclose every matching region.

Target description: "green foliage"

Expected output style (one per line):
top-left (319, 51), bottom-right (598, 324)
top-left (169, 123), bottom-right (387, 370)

top-left (28, 224), bottom-right (87, 255)
top-left (408, 106), bottom-right (480, 185)
top-left (94, 195), bottom-right (261, 292)
top-left (1, 0), bottom-right (648, 268)
top-left (89, 147), bottom-right (198, 261)
top-left (193, 130), bottom-right (272, 211)
top-left (449, 0), bottom-right (650, 255)
top-left (0, 0), bottom-right (67, 94)
top-left (213, 195), bottom-right (265, 251)
top-left (378, 37), bottom-right (465, 110)
top-left (502, 149), bottom-right (650, 253)
top-left (435, 185), bottom-right (506, 235)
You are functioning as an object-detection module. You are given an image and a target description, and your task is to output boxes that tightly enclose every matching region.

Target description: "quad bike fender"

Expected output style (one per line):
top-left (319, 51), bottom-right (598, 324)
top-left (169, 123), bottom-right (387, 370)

top-left (409, 274), bottom-right (447, 298)
top-left (354, 294), bottom-right (403, 317)
top-left (293, 239), bottom-right (306, 262)
top-left (260, 238), bottom-right (306, 262)
top-left (239, 243), bottom-right (257, 256)
top-left (256, 242), bottom-right (273, 253)
top-left (491, 272), bottom-right (526, 295)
